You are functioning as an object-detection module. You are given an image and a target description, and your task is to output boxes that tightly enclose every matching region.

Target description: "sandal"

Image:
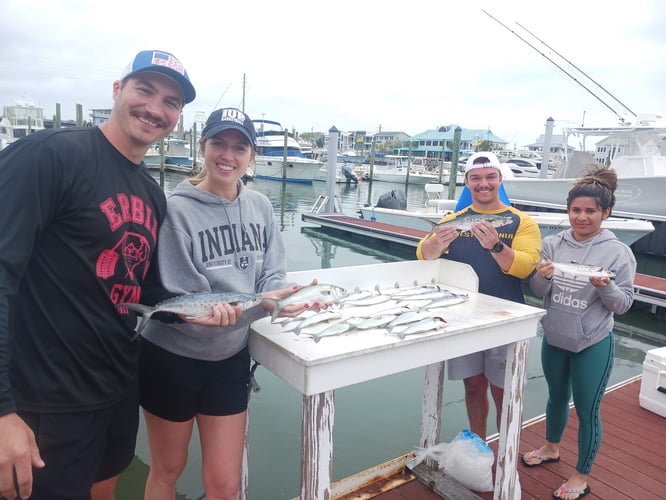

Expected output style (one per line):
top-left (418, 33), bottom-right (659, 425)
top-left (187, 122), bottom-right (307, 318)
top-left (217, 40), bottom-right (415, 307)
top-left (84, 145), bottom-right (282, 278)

top-left (521, 450), bottom-right (560, 467)
top-left (552, 483), bottom-right (591, 499)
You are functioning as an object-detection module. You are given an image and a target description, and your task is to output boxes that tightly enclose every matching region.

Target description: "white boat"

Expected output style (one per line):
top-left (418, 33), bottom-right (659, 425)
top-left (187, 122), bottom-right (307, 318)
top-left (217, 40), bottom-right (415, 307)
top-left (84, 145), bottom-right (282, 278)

top-left (370, 155), bottom-right (464, 185)
top-left (358, 183), bottom-right (655, 247)
top-left (252, 119), bottom-right (323, 183)
top-left (502, 158), bottom-right (542, 178)
top-left (1, 101), bottom-right (45, 150)
top-left (0, 117), bottom-right (12, 150)
top-left (144, 139), bottom-right (195, 174)
top-left (501, 125), bottom-right (666, 221)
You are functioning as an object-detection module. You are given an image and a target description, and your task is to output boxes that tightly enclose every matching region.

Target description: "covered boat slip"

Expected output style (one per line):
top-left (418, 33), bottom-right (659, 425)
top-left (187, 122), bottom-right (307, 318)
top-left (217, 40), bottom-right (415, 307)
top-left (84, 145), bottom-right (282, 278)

top-left (249, 260), bottom-right (546, 500)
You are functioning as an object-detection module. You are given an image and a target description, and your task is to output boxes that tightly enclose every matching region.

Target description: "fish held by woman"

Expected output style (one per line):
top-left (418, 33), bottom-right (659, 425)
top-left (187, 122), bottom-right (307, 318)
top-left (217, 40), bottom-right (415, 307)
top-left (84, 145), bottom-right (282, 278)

top-left (263, 283), bottom-right (348, 322)
top-left (537, 249), bottom-right (615, 280)
top-left (118, 292), bottom-right (263, 337)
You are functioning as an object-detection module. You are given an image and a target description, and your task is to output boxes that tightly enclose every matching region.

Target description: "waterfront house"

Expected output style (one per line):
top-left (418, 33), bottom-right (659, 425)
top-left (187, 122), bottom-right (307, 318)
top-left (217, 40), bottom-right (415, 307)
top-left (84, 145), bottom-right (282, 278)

top-left (397, 124), bottom-right (508, 163)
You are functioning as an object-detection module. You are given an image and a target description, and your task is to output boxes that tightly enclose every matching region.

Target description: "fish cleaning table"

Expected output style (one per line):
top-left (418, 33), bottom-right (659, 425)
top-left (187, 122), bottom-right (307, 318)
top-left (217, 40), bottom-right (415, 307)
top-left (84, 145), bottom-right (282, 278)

top-left (249, 259), bottom-right (545, 500)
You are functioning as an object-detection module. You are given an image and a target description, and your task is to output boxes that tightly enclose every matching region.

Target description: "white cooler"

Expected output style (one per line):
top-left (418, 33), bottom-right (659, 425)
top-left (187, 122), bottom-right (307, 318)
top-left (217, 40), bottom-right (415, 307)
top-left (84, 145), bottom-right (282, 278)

top-left (639, 346), bottom-right (666, 418)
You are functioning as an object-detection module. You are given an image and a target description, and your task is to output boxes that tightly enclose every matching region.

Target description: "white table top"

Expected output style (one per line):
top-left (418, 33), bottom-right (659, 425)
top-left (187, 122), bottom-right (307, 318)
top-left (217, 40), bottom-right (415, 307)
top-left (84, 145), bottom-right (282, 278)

top-left (250, 260), bottom-right (545, 395)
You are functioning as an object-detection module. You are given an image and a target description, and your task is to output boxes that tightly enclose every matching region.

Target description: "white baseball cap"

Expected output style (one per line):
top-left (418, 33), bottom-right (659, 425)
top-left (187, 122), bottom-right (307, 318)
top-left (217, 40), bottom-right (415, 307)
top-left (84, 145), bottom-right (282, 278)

top-left (465, 152), bottom-right (502, 174)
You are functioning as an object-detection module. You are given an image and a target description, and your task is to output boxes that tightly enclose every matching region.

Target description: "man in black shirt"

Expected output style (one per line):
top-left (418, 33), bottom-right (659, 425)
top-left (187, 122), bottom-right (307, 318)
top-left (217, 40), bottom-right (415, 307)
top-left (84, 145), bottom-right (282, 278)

top-left (0, 50), bottom-right (195, 500)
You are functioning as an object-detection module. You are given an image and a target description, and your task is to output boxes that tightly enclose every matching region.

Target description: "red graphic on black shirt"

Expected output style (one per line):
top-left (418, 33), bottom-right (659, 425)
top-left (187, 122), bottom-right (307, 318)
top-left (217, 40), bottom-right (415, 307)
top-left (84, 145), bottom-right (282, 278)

top-left (97, 231), bottom-right (150, 280)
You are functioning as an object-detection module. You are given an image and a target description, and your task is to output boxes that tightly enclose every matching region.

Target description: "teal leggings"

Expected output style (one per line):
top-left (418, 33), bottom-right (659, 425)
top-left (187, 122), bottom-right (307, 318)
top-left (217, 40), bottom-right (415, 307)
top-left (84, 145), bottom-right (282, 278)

top-left (541, 333), bottom-right (614, 474)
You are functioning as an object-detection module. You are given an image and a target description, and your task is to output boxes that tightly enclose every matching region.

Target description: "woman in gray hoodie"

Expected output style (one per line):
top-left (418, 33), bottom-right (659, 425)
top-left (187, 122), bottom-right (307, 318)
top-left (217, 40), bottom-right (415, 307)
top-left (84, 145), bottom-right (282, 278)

top-left (522, 167), bottom-right (636, 500)
top-left (139, 108), bottom-right (310, 500)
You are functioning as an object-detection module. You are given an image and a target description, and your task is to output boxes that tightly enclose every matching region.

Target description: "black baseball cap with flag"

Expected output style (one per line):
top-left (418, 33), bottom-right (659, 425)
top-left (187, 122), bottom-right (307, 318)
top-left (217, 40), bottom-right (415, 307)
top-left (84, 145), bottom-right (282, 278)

top-left (121, 50), bottom-right (196, 104)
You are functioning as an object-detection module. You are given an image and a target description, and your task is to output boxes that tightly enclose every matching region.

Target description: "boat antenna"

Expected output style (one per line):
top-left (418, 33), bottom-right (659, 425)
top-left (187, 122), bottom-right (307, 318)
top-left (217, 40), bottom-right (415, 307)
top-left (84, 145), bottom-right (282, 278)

top-left (514, 21), bottom-right (637, 119)
top-left (481, 9), bottom-right (630, 124)
top-left (211, 83), bottom-right (233, 112)
top-left (241, 73), bottom-right (247, 112)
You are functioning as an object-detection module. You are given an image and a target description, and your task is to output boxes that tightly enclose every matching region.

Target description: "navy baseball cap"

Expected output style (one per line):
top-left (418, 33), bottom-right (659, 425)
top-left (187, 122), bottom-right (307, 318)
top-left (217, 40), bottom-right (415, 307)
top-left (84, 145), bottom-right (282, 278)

top-left (201, 108), bottom-right (257, 150)
top-left (120, 50), bottom-right (196, 104)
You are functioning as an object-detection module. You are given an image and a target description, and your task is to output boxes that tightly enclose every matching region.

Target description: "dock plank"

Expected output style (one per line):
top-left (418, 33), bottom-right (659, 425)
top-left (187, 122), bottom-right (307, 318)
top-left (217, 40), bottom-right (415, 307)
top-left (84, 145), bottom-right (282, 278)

top-left (367, 378), bottom-right (666, 500)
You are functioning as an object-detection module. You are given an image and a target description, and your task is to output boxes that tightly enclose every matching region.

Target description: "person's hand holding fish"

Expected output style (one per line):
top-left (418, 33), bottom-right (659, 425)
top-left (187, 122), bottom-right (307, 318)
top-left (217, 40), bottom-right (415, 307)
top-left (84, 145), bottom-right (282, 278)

top-left (589, 275), bottom-right (612, 288)
top-left (534, 258), bottom-right (555, 281)
top-left (262, 279), bottom-right (335, 319)
top-left (430, 224), bottom-right (459, 252)
top-left (185, 302), bottom-right (246, 327)
top-left (469, 220), bottom-right (500, 250)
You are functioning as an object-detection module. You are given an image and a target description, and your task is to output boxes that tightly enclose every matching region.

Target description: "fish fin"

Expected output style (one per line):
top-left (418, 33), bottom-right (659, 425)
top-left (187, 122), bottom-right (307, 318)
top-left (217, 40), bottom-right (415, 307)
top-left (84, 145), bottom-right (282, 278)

top-left (421, 217), bottom-right (437, 228)
top-left (183, 312), bottom-right (213, 320)
top-left (262, 297), bottom-right (280, 322)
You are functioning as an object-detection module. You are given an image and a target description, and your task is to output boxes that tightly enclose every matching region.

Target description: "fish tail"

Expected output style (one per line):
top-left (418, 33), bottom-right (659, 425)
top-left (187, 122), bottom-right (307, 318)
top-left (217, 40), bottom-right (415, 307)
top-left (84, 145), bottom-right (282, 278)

top-left (131, 311), bottom-right (154, 340)
top-left (117, 303), bottom-right (155, 340)
top-left (118, 303), bottom-right (154, 316)
top-left (537, 248), bottom-right (551, 262)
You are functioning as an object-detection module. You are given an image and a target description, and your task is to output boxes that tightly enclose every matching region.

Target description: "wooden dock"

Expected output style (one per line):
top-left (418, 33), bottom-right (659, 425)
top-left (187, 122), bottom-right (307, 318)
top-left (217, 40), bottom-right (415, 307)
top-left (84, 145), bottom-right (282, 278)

top-left (634, 273), bottom-right (666, 312)
top-left (355, 377), bottom-right (666, 499)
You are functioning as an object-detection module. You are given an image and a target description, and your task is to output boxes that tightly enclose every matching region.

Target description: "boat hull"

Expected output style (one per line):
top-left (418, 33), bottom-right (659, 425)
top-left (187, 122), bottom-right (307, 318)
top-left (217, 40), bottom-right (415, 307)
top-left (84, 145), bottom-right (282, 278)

top-left (502, 175), bottom-right (666, 222)
top-left (253, 156), bottom-right (323, 184)
top-left (371, 170), bottom-right (463, 185)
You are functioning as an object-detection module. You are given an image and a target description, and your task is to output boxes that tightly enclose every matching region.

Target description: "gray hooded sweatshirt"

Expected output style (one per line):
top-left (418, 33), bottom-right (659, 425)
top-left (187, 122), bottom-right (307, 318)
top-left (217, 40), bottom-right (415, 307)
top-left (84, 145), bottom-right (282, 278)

top-left (141, 180), bottom-right (291, 361)
top-left (530, 229), bottom-right (636, 352)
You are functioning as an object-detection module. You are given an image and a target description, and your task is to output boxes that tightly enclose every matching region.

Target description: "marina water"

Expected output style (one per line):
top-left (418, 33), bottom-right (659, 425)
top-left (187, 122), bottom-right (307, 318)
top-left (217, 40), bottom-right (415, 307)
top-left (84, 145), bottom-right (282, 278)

top-left (117, 173), bottom-right (665, 499)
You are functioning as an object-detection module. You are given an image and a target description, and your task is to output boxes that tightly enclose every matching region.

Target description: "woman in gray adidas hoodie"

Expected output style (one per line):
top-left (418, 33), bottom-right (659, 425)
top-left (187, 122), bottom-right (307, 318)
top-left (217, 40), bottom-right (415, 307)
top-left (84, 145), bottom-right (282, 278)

top-left (139, 108), bottom-right (307, 500)
top-left (522, 167), bottom-right (636, 500)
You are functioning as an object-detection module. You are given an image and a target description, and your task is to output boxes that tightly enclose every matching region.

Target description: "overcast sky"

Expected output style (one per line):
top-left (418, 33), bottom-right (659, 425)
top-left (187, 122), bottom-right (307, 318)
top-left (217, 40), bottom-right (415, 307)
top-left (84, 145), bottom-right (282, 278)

top-left (2, 0), bottom-right (664, 148)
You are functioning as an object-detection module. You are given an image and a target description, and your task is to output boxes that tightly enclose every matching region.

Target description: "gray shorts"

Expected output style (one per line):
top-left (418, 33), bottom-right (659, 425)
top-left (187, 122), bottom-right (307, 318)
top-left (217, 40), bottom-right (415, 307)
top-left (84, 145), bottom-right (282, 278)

top-left (447, 345), bottom-right (507, 388)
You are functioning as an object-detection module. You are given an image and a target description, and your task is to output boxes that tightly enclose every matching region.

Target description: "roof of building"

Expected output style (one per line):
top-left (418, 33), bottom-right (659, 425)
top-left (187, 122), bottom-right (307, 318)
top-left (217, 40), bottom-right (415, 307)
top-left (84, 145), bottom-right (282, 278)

top-left (525, 134), bottom-right (569, 149)
top-left (410, 124), bottom-right (508, 144)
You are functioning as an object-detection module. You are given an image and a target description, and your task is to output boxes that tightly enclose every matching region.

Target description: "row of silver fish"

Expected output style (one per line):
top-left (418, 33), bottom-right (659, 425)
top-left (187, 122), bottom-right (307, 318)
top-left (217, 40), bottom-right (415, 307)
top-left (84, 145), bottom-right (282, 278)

top-left (278, 284), bottom-right (470, 342)
top-left (296, 307), bottom-right (448, 342)
top-left (283, 286), bottom-right (468, 342)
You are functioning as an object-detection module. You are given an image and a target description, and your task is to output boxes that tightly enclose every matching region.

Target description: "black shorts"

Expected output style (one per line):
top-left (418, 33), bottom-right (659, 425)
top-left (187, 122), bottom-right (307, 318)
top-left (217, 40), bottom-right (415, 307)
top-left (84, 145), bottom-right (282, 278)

top-left (18, 393), bottom-right (139, 500)
top-left (139, 338), bottom-right (250, 422)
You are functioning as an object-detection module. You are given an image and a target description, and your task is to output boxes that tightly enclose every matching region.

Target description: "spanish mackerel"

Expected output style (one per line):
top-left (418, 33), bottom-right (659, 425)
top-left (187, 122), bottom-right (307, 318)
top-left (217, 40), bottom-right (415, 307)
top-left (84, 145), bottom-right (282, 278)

top-left (294, 310), bottom-right (342, 335)
top-left (393, 317), bottom-right (447, 339)
top-left (263, 284), bottom-right (348, 321)
top-left (119, 292), bottom-right (263, 338)
top-left (537, 249), bottom-right (616, 279)
top-left (426, 213), bottom-right (513, 234)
